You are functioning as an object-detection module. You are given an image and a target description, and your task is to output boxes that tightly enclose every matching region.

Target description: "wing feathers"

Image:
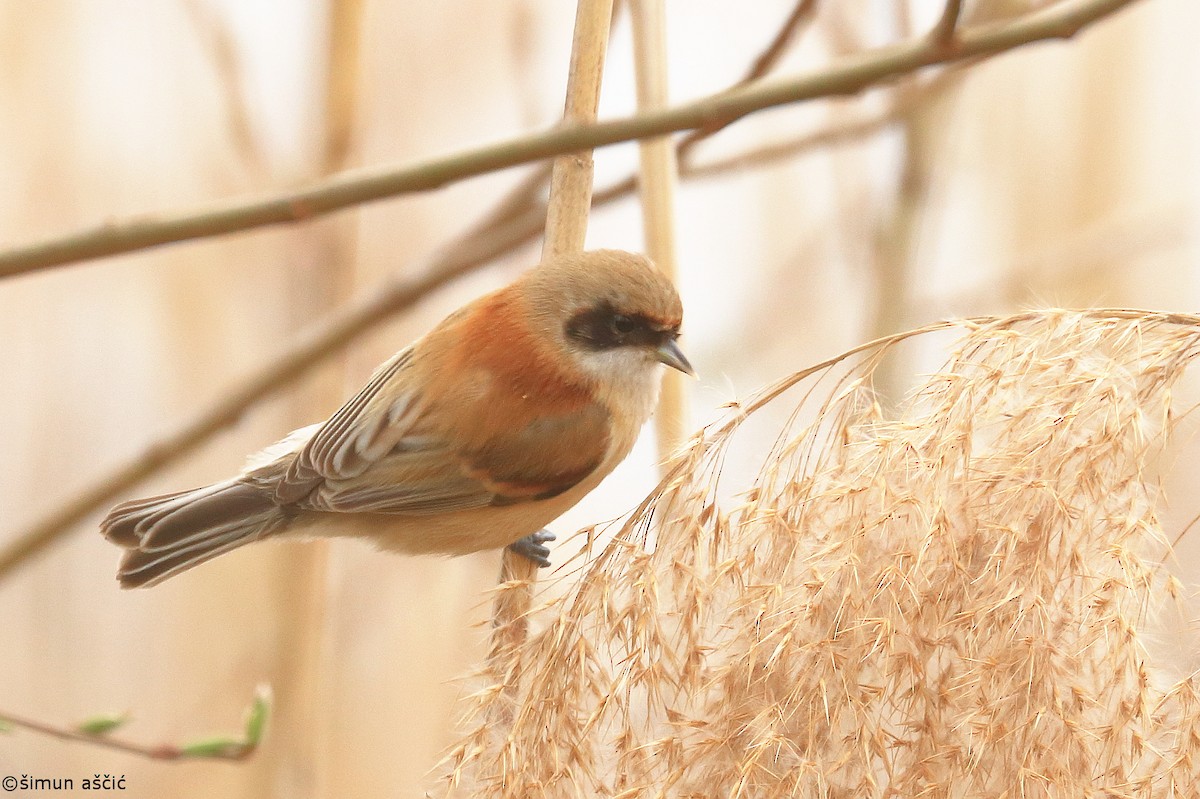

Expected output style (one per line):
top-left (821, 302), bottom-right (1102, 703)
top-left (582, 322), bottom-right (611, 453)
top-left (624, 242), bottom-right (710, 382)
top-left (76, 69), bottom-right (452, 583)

top-left (292, 348), bottom-right (415, 481)
top-left (349, 394), bottom-right (422, 467)
top-left (265, 320), bottom-right (613, 517)
top-left (315, 480), bottom-right (491, 514)
top-left (302, 402), bottom-right (611, 514)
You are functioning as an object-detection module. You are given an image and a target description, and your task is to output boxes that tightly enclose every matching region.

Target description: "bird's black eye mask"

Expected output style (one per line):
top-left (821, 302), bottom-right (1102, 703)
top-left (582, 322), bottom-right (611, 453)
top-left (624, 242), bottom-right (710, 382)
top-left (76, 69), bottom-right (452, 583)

top-left (565, 303), bottom-right (678, 351)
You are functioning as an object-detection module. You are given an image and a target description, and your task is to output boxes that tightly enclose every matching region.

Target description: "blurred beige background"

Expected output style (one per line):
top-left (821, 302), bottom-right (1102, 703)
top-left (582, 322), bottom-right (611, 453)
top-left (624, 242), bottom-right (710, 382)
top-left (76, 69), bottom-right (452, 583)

top-left (1, 0), bottom-right (1198, 796)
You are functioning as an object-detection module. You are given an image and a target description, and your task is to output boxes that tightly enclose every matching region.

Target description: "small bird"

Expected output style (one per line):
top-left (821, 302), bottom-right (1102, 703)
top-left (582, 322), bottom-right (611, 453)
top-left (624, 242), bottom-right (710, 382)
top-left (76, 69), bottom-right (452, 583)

top-left (103, 249), bottom-right (692, 588)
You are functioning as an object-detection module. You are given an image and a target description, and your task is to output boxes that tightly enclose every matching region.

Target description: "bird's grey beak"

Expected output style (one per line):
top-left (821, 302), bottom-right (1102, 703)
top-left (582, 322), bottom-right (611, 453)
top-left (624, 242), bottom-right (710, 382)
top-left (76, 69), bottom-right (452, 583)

top-left (655, 339), bottom-right (695, 377)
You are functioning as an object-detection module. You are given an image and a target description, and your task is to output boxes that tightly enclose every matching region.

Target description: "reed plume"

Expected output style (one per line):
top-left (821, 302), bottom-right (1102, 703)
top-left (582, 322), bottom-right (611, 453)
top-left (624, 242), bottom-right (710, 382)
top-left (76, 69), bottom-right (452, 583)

top-left (445, 309), bottom-right (1200, 798)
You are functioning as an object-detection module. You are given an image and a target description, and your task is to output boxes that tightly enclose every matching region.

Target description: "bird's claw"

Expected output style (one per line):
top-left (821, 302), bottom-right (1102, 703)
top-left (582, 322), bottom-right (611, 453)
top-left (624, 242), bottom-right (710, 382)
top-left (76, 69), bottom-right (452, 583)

top-left (508, 529), bottom-right (556, 568)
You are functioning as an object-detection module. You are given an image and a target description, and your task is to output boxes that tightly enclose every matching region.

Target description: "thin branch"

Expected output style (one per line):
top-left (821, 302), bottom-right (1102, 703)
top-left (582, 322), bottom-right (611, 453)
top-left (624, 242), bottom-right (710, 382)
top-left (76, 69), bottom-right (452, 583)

top-left (680, 75), bottom-right (948, 180)
top-left (745, 0), bottom-right (819, 81)
top-left (180, 0), bottom-right (268, 175)
top-left (931, 0), bottom-right (966, 44)
top-left (676, 0), bottom-right (818, 160)
top-left (0, 0), bottom-right (1142, 281)
top-left (0, 691), bottom-right (268, 762)
top-left (1, 711), bottom-right (246, 761)
top-left (589, 63), bottom-right (962, 204)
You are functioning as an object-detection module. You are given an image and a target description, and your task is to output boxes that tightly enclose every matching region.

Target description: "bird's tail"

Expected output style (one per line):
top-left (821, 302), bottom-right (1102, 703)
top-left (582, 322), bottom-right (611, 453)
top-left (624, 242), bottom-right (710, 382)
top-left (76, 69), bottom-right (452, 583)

top-left (101, 479), bottom-right (287, 588)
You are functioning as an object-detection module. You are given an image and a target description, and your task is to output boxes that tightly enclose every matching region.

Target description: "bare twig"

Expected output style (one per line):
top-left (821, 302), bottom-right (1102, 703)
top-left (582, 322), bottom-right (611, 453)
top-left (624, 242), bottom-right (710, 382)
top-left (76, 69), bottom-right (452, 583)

top-left (180, 0), bottom-right (268, 175)
top-left (682, 72), bottom-right (955, 179)
top-left (931, 0), bottom-right (966, 44)
top-left (0, 0), bottom-right (1141, 281)
top-left (745, 0), bottom-right (819, 81)
top-left (676, 0), bottom-right (818, 160)
top-left (584, 63), bottom-right (964, 209)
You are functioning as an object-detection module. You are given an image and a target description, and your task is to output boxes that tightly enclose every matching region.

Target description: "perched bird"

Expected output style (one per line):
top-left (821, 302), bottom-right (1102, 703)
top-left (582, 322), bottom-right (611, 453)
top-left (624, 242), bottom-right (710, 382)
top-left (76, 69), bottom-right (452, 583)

top-left (103, 249), bottom-right (692, 588)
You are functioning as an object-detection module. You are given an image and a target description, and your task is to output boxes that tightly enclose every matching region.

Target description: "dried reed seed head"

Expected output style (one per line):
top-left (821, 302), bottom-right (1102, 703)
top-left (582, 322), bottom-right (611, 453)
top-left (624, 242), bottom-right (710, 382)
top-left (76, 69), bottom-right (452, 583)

top-left (445, 310), bottom-right (1200, 798)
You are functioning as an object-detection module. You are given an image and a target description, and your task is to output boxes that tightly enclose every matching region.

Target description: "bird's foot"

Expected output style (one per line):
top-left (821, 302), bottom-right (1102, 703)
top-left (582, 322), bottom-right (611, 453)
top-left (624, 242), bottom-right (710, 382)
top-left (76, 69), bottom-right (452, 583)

top-left (508, 529), bottom-right (556, 568)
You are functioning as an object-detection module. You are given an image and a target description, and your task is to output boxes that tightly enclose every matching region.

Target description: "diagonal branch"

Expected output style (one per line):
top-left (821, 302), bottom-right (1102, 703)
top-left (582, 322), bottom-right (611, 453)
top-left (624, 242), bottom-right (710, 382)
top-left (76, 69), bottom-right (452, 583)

top-left (681, 71), bottom-right (959, 181)
top-left (0, 709), bottom-right (227, 761)
top-left (0, 0), bottom-right (1142, 281)
top-left (931, 0), bottom-right (966, 44)
top-left (676, 0), bottom-right (818, 160)
top-left (745, 0), bottom-right (819, 81)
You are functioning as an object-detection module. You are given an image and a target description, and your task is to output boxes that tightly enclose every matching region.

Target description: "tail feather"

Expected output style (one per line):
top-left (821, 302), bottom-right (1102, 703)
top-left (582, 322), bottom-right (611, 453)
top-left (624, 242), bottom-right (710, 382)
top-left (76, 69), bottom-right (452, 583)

top-left (101, 488), bottom-right (200, 546)
top-left (115, 525), bottom-right (276, 589)
top-left (101, 480), bottom-right (286, 589)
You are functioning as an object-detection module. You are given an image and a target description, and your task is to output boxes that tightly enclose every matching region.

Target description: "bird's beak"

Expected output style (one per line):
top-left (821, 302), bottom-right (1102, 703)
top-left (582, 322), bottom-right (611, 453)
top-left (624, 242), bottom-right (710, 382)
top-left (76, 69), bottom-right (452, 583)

top-left (655, 339), bottom-right (695, 377)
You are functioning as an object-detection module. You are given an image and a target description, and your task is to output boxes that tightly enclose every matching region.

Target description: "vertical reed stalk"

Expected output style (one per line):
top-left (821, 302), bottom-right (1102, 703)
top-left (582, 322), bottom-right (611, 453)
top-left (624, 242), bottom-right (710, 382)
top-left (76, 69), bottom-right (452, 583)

top-left (630, 0), bottom-right (688, 467)
top-left (489, 0), bottom-right (616, 713)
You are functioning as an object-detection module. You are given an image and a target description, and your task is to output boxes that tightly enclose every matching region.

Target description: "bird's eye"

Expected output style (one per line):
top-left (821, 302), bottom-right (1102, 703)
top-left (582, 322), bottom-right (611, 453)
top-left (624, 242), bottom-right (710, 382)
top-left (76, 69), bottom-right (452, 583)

top-left (610, 315), bottom-right (635, 336)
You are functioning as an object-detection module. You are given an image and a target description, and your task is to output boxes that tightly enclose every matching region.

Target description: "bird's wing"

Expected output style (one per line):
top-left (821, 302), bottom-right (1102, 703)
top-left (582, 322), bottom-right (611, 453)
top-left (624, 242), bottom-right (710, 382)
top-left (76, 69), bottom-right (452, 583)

top-left (267, 348), bottom-right (611, 514)
top-left (271, 347), bottom-right (426, 503)
top-left (311, 401), bottom-right (612, 513)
